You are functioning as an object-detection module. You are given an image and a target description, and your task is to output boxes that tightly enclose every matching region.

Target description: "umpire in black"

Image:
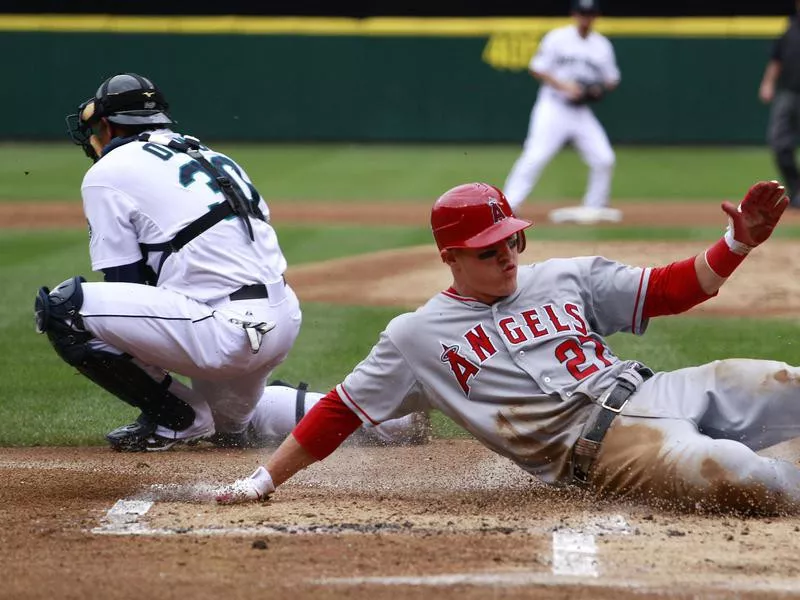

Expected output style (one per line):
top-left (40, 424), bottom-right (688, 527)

top-left (760, 0), bottom-right (800, 208)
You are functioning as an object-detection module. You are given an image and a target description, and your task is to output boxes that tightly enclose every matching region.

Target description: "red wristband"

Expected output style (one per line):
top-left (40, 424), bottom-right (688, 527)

top-left (704, 238), bottom-right (747, 278)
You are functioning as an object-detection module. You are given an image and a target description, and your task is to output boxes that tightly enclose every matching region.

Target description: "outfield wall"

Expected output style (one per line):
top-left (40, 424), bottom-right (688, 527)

top-left (0, 16), bottom-right (786, 143)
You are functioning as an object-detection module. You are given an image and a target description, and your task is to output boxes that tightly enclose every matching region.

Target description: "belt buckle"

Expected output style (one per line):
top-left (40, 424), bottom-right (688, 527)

top-left (598, 386), bottom-right (624, 413)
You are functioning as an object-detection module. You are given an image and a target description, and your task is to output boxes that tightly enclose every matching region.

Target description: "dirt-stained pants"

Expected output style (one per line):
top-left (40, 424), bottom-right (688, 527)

top-left (589, 359), bottom-right (800, 514)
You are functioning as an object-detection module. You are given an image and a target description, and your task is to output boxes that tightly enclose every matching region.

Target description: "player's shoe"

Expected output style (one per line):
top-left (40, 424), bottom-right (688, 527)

top-left (215, 466), bottom-right (275, 504)
top-left (106, 416), bottom-right (157, 451)
top-left (548, 206), bottom-right (622, 225)
top-left (106, 414), bottom-right (214, 452)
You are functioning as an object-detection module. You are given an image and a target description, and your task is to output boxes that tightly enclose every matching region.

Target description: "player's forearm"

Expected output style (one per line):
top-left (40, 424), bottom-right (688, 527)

top-left (646, 182), bottom-right (787, 319)
top-left (762, 60), bottom-right (781, 86)
top-left (642, 239), bottom-right (745, 319)
top-left (532, 70), bottom-right (570, 92)
top-left (267, 390), bottom-right (362, 488)
top-left (694, 251), bottom-right (727, 295)
top-left (643, 256), bottom-right (716, 318)
top-left (643, 225), bottom-right (756, 316)
top-left (265, 434), bottom-right (318, 487)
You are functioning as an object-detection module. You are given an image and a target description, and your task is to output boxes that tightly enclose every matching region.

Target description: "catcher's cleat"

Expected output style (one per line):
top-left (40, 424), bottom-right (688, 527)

top-left (106, 414), bottom-right (213, 452)
top-left (106, 415), bottom-right (157, 451)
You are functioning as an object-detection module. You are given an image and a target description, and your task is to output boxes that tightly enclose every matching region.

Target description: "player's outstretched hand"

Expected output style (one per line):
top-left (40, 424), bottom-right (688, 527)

top-left (215, 466), bottom-right (275, 504)
top-left (721, 180), bottom-right (788, 250)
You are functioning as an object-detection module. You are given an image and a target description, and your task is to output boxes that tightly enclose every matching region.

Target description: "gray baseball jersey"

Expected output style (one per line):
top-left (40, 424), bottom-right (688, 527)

top-left (337, 257), bottom-right (651, 484)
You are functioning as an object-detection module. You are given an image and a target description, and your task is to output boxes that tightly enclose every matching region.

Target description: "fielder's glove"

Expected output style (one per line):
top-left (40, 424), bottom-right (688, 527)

top-left (571, 80), bottom-right (606, 105)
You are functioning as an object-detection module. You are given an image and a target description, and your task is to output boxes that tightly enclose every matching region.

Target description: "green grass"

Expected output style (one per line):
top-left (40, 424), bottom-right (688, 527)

top-left (0, 142), bottom-right (780, 203)
top-left (6, 291), bottom-right (800, 446)
top-left (276, 224), bottom-right (433, 263)
top-left (0, 224), bottom-right (440, 446)
top-left (1, 142), bottom-right (798, 447)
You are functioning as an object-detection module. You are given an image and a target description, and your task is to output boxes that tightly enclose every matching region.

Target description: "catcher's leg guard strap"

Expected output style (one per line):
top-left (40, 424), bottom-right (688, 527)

top-left (73, 353), bottom-right (195, 431)
top-left (295, 381), bottom-right (309, 423)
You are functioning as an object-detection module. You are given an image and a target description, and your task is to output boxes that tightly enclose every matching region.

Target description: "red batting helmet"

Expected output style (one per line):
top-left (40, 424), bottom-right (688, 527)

top-left (431, 183), bottom-right (532, 252)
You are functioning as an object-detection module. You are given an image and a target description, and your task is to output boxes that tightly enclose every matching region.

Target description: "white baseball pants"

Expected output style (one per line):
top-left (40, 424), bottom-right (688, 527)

top-left (79, 280), bottom-right (302, 437)
top-left (504, 97), bottom-right (615, 210)
top-left (591, 359), bottom-right (800, 514)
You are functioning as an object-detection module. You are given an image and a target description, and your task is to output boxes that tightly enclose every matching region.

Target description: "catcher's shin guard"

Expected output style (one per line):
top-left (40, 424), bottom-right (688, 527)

top-left (34, 276), bottom-right (195, 432)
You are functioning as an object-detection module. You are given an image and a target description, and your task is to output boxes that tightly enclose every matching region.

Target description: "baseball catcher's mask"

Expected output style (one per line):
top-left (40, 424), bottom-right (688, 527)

top-left (66, 72), bottom-right (174, 161)
top-left (431, 182), bottom-right (532, 252)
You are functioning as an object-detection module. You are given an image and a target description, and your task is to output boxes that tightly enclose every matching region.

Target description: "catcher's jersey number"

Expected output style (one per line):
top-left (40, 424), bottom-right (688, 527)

top-left (141, 142), bottom-right (262, 211)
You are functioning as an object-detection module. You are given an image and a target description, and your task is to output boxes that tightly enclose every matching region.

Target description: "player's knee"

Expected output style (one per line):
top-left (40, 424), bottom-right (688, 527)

top-left (34, 276), bottom-right (94, 365)
top-left (693, 441), bottom-right (787, 513)
top-left (515, 154), bottom-right (547, 173)
top-left (590, 151), bottom-right (615, 170)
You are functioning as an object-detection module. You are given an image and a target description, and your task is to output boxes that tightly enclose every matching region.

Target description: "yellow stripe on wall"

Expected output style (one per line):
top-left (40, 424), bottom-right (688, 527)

top-left (0, 14), bottom-right (789, 37)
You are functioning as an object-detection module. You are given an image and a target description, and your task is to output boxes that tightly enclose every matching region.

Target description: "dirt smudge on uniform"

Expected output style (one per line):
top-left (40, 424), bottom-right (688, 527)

top-left (592, 422), bottom-right (789, 515)
top-left (772, 368), bottom-right (800, 385)
top-left (494, 402), bottom-right (590, 482)
top-left (697, 457), bottom-right (787, 515)
top-left (589, 421), bottom-right (683, 511)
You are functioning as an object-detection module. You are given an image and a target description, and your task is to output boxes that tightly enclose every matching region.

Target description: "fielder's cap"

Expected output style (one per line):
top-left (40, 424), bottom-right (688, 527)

top-left (571, 0), bottom-right (600, 14)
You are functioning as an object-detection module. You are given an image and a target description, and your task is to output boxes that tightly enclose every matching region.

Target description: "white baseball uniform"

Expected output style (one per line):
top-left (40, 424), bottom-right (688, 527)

top-left (503, 25), bottom-right (620, 214)
top-left (78, 129), bottom-right (302, 439)
top-left (335, 258), bottom-right (800, 512)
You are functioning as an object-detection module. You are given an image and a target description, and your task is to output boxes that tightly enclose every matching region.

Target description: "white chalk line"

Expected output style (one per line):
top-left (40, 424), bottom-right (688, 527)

top-left (552, 513), bottom-right (632, 577)
top-left (312, 515), bottom-right (800, 594)
top-left (92, 493), bottom-right (554, 537)
top-left (552, 532), bottom-right (598, 577)
top-left (312, 572), bottom-right (800, 594)
top-left (89, 498), bottom-right (800, 595)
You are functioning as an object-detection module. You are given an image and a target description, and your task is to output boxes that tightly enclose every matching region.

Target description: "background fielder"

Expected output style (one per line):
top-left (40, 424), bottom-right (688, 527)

top-left (503, 0), bottom-right (621, 224)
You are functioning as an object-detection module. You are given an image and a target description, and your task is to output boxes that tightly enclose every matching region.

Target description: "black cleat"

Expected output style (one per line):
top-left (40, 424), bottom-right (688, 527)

top-left (106, 414), bottom-right (212, 452)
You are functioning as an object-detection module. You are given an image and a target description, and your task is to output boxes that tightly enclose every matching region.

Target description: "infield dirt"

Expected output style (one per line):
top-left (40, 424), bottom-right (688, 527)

top-left (3, 200), bottom-right (800, 599)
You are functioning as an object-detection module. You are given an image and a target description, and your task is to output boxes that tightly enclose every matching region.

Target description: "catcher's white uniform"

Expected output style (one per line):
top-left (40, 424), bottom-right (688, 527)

top-left (42, 71), bottom-right (429, 453)
top-left (77, 130), bottom-right (302, 440)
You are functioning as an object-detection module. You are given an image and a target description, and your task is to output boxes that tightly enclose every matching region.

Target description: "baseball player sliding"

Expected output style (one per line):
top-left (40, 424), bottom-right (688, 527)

top-left (504, 0), bottom-right (621, 225)
top-left (217, 180), bottom-right (800, 515)
top-left (34, 73), bottom-right (426, 453)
